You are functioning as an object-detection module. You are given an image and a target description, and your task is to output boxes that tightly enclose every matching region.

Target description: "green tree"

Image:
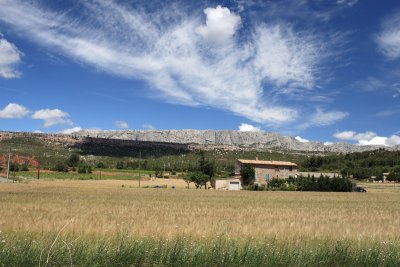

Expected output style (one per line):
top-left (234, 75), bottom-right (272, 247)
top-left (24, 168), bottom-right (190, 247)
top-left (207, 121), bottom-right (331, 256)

top-left (67, 153), bottom-right (80, 167)
top-left (240, 165), bottom-right (255, 186)
top-left (183, 173), bottom-right (192, 189)
top-left (198, 152), bottom-right (215, 177)
top-left (197, 152), bottom-right (215, 189)
top-left (188, 172), bottom-right (209, 189)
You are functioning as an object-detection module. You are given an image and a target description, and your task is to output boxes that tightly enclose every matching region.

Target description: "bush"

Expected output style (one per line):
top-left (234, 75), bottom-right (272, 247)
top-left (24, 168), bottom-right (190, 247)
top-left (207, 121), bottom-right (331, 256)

top-left (268, 178), bottom-right (285, 189)
top-left (67, 153), bottom-right (80, 167)
top-left (78, 164), bottom-right (92, 174)
top-left (296, 175), bottom-right (353, 192)
top-left (20, 164), bottom-right (29, 172)
top-left (96, 162), bottom-right (107, 169)
top-left (53, 162), bottom-right (68, 172)
top-left (9, 162), bottom-right (19, 172)
top-left (116, 161), bottom-right (124, 169)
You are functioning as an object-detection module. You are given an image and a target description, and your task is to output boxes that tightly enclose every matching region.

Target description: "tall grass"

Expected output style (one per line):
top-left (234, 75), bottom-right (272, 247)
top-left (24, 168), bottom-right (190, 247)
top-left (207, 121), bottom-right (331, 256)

top-left (1, 233), bottom-right (399, 266)
top-left (0, 180), bottom-right (399, 266)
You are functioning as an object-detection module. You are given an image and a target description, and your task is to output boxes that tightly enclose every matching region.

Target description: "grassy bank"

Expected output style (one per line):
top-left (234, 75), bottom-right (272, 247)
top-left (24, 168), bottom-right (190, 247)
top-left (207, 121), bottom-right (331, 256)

top-left (1, 233), bottom-right (399, 266)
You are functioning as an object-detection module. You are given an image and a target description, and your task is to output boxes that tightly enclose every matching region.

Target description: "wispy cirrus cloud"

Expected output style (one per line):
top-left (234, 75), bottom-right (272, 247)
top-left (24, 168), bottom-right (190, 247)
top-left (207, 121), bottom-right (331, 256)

top-left (0, 1), bottom-right (343, 128)
top-left (0, 35), bottom-right (22, 79)
top-left (142, 124), bottom-right (156, 130)
top-left (115, 120), bottom-right (129, 129)
top-left (299, 108), bottom-right (349, 130)
top-left (376, 12), bottom-right (400, 60)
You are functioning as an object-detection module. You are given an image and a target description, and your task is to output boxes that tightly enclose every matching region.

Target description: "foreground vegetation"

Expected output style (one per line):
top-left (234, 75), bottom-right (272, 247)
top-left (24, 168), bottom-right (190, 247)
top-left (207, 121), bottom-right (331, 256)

top-left (1, 233), bottom-right (399, 266)
top-left (0, 180), bottom-right (399, 266)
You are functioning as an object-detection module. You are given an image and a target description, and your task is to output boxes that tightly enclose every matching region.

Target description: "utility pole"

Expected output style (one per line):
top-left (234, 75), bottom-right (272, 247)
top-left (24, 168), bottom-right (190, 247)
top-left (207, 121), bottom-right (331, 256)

top-left (6, 149), bottom-right (11, 183)
top-left (138, 151), bottom-right (141, 188)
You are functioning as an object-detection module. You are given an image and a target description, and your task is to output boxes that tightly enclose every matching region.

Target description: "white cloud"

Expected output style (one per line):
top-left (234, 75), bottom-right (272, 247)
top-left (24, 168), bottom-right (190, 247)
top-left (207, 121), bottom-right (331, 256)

top-left (196, 5), bottom-right (241, 45)
top-left (295, 136), bottom-right (309, 143)
top-left (238, 123), bottom-right (261, 132)
top-left (142, 124), bottom-right (155, 130)
top-left (336, 0), bottom-right (358, 7)
top-left (324, 142), bottom-right (333, 146)
top-left (60, 126), bottom-right (82, 134)
top-left (115, 120), bottom-right (129, 129)
top-left (376, 13), bottom-right (400, 60)
top-left (0, 103), bottom-right (29, 118)
top-left (32, 108), bottom-right (72, 127)
top-left (333, 130), bottom-right (400, 146)
top-left (386, 135), bottom-right (400, 146)
top-left (299, 108), bottom-right (349, 129)
top-left (0, 1), bottom-right (331, 127)
top-left (333, 131), bottom-right (377, 141)
top-left (358, 136), bottom-right (387, 146)
top-left (0, 36), bottom-right (22, 79)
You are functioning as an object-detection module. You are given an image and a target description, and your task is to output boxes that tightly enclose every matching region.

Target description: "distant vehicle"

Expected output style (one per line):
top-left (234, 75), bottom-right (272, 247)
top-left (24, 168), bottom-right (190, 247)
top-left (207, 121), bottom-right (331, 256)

top-left (353, 186), bottom-right (367, 192)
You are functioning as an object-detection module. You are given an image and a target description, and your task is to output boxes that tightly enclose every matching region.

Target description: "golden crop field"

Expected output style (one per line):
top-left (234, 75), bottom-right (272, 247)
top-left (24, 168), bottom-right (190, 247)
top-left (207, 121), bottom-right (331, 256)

top-left (0, 179), bottom-right (399, 242)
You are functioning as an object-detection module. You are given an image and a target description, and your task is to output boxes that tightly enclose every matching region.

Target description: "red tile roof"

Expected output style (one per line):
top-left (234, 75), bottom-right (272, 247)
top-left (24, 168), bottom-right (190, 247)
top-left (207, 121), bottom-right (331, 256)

top-left (237, 159), bottom-right (297, 167)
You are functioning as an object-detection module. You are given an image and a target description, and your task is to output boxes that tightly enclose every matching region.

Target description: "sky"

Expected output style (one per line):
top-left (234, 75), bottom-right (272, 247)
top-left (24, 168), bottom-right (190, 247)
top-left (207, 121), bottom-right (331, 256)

top-left (0, 0), bottom-right (400, 146)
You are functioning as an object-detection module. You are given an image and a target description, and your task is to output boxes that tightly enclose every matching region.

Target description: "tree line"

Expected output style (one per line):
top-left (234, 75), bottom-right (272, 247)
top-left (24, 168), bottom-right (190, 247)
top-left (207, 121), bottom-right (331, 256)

top-left (301, 149), bottom-right (400, 180)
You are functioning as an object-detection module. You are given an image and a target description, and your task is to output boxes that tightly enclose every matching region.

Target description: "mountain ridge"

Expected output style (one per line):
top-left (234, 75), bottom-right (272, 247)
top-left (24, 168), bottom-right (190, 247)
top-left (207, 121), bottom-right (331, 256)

top-left (1, 130), bottom-right (399, 153)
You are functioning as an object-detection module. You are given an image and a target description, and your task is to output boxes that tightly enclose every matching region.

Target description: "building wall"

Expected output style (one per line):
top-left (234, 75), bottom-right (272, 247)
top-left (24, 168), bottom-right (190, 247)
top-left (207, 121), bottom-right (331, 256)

top-left (254, 165), bottom-right (297, 185)
top-left (214, 178), bottom-right (242, 190)
top-left (235, 161), bottom-right (298, 185)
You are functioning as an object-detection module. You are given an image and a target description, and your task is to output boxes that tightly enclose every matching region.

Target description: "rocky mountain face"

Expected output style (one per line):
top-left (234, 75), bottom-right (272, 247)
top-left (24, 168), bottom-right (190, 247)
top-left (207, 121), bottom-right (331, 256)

top-left (70, 130), bottom-right (399, 153)
top-left (1, 130), bottom-right (398, 154)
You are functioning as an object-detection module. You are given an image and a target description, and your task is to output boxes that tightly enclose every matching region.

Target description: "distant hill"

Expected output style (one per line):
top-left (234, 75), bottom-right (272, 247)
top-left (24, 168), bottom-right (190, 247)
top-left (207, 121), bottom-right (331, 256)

top-left (71, 129), bottom-right (400, 153)
top-left (1, 130), bottom-right (399, 154)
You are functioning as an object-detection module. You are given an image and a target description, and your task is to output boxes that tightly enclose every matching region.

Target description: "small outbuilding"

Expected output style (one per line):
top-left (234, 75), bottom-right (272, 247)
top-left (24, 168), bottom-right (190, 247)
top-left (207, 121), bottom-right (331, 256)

top-left (212, 177), bottom-right (242, 190)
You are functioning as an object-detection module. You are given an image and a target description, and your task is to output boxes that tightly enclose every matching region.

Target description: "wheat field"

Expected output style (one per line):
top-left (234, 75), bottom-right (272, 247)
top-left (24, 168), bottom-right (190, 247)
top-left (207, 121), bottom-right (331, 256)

top-left (0, 179), bottom-right (399, 241)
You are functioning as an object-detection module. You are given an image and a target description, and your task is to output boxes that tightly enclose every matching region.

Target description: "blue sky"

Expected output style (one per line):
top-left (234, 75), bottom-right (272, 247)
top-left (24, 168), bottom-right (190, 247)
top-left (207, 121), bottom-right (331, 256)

top-left (0, 0), bottom-right (400, 146)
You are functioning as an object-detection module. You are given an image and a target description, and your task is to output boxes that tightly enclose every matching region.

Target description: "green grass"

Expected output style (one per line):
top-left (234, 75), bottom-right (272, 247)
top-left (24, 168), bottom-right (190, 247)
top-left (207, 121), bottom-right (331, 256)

top-left (0, 233), bottom-right (399, 267)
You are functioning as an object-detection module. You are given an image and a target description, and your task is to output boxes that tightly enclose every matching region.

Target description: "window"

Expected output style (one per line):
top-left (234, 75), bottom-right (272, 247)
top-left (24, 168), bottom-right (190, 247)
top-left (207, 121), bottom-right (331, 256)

top-left (289, 166), bottom-right (293, 171)
top-left (265, 174), bottom-right (270, 181)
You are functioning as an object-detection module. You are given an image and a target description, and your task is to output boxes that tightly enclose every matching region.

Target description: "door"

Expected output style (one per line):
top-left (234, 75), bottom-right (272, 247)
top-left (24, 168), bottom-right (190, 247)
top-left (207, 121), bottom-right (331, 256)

top-left (229, 181), bottom-right (240, 190)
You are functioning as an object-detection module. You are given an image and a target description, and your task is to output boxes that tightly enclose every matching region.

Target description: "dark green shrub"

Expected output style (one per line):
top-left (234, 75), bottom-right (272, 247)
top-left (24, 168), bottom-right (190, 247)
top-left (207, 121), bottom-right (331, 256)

top-left (67, 153), bottom-right (80, 167)
top-left (268, 178), bottom-right (285, 189)
top-left (9, 162), bottom-right (19, 172)
top-left (78, 163), bottom-right (92, 174)
top-left (20, 164), bottom-right (29, 172)
top-left (53, 162), bottom-right (68, 172)
top-left (116, 161), bottom-right (124, 169)
top-left (96, 162), bottom-right (107, 169)
top-left (240, 165), bottom-right (255, 186)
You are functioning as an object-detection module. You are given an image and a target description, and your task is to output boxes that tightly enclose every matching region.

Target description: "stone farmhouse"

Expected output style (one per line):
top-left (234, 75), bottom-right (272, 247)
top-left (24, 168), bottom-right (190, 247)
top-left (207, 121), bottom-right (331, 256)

top-left (235, 159), bottom-right (298, 185)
